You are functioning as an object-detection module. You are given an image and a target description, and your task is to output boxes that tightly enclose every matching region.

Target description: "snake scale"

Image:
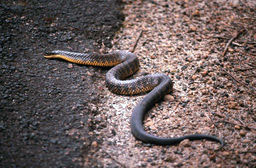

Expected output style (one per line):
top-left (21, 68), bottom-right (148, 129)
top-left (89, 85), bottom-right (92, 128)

top-left (45, 50), bottom-right (224, 147)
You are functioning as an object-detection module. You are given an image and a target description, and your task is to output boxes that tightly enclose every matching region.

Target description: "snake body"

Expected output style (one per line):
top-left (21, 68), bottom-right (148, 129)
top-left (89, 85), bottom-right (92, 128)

top-left (45, 50), bottom-right (223, 146)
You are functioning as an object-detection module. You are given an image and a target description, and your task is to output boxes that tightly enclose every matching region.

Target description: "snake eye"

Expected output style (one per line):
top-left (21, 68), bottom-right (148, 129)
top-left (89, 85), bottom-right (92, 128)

top-left (44, 51), bottom-right (55, 56)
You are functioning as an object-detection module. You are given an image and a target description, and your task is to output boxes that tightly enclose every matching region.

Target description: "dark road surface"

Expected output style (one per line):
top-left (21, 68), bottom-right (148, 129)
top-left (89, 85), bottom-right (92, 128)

top-left (0, 1), bottom-right (124, 167)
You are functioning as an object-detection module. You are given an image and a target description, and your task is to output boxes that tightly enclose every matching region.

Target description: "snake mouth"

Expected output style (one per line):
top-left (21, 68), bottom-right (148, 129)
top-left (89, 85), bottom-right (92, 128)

top-left (44, 51), bottom-right (61, 59)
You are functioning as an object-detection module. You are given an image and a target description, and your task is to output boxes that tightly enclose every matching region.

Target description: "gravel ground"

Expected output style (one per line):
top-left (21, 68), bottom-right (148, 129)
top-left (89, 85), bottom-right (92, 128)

top-left (94, 0), bottom-right (255, 167)
top-left (1, 0), bottom-right (256, 168)
top-left (0, 0), bottom-right (123, 167)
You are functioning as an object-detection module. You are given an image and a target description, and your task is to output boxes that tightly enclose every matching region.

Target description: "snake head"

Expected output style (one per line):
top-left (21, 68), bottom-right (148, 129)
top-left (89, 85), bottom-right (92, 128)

top-left (44, 50), bottom-right (62, 55)
top-left (44, 51), bottom-right (54, 56)
top-left (44, 50), bottom-right (63, 58)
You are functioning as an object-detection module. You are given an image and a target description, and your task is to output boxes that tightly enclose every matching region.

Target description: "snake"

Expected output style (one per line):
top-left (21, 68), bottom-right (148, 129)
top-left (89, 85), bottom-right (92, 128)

top-left (44, 50), bottom-right (224, 147)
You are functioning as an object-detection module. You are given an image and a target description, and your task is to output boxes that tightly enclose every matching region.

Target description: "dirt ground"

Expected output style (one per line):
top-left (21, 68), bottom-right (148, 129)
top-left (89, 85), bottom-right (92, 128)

top-left (1, 0), bottom-right (256, 168)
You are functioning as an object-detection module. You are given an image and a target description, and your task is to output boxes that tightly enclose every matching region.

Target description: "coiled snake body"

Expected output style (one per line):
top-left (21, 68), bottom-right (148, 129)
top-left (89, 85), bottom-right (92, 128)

top-left (45, 50), bottom-right (223, 146)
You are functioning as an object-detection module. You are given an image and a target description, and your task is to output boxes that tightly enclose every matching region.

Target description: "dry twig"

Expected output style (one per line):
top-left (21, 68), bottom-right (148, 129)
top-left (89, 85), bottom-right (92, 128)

top-left (212, 112), bottom-right (256, 130)
top-left (222, 69), bottom-right (242, 85)
top-left (222, 30), bottom-right (244, 57)
top-left (210, 35), bottom-right (256, 45)
top-left (219, 29), bottom-right (256, 97)
top-left (131, 30), bottom-right (143, 53)
top-left (235, 67), bottom-right (256, 72)
top-left (101, 149), bottom-right (127, 168)
top-left (221, 68), bottom-right (256, 97)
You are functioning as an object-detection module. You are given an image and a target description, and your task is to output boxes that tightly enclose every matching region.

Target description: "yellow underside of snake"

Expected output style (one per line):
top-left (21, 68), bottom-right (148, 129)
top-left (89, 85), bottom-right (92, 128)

top-left (44, 50), bottom-right (224, 147)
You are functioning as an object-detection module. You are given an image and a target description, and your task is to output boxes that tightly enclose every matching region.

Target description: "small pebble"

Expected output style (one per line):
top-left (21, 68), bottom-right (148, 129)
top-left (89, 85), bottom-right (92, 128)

top-left (189, 25), bottom-right (197, 32)
top-left (228, 48), bottom-right (234, 52)
top-left (68, 63), bottom-right (73, 69)
top-left (222, 151), bottom-right (230, 156)
top-left (234, 125), bottom-right (240, 129)
top-left (192, 10), bottom-right (200, 16)
top-left (228, 101), bottom-right (238, 109)
top-left (191, 75), bottom-right (198, 80)
top-left (150, 55), bottom-right (156, 59)
top-left (201, 70), bottom-right (208, 77)
top-left (212, 89), bottom-right (217, 93)
top-left (239, 130), bottom-right (246, 137)
top-left (179, 139), bottom-right (191, 147)
top-left (91, 141), bottom-right (98, 148)
top-left (207, 80), bottom-right (212, 84)
top-left (164, 95), bottom-right (174, 101)
top-left (242, 139), bottom-right (250, 143)
top-left (202, 54), bottom-right (208, 59)
top-left (144, 121), bottom-right (154, 127)
top-left (86, 71), bottom-right (93, 76)
top-left (202, 97), bottom-right (208, 102)
top-left (216, 164), bottom-right (222, 168)
top-left (230, 0), bottom-right (240, 7)
top-left (201, 89), bottom-right (208, 95)
top-left (165, 156), bottom-right (175, 162)
top-left (227, 82), bottom-right (232, 87)
top-left (209, 153), bottom-right (216, 160)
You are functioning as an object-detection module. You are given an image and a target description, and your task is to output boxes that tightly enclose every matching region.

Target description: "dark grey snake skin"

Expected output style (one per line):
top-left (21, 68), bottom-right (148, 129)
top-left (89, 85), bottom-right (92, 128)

top-left (45, 50), bottom-right (224, 146)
